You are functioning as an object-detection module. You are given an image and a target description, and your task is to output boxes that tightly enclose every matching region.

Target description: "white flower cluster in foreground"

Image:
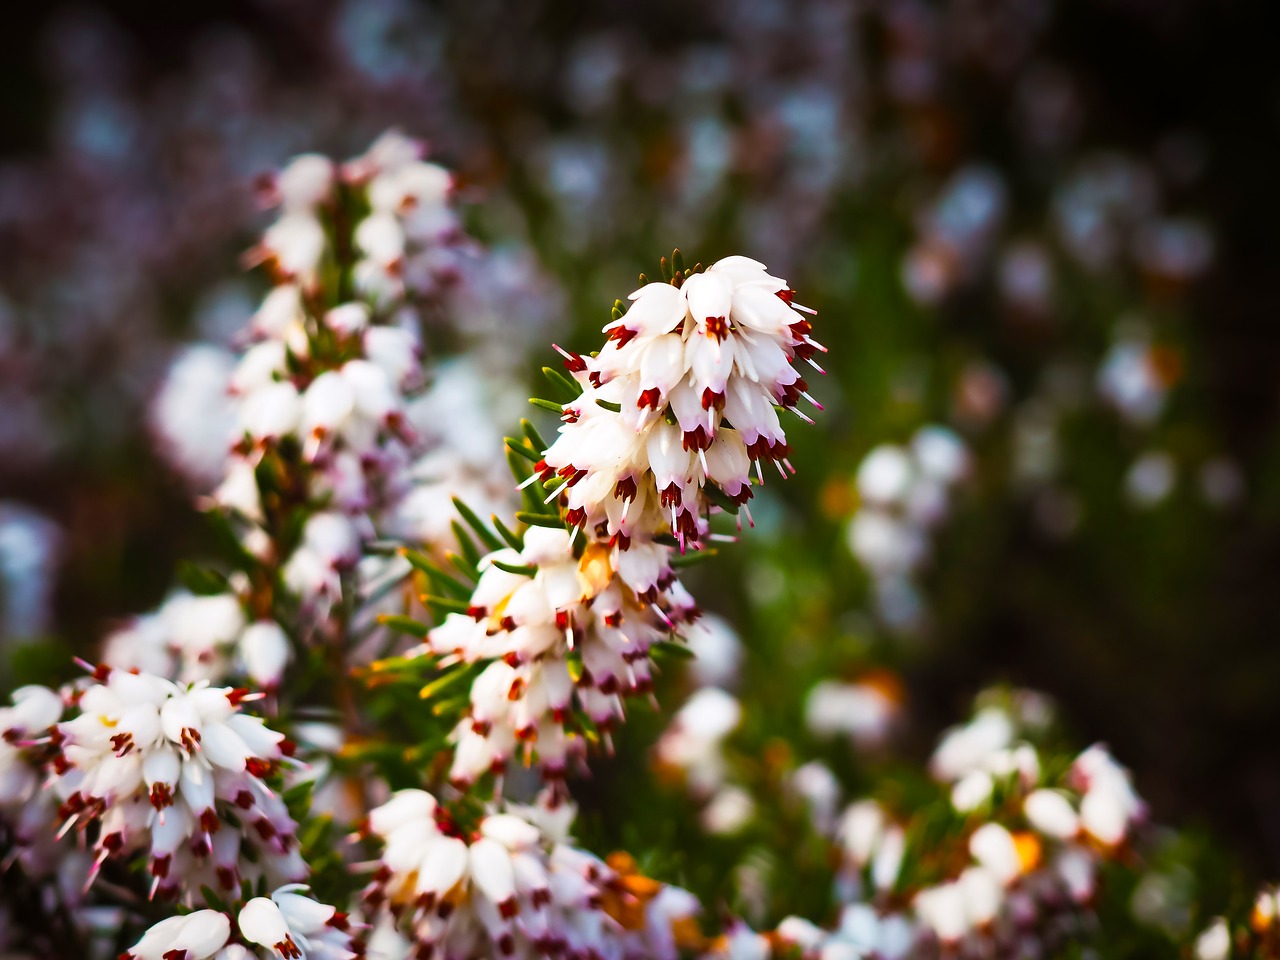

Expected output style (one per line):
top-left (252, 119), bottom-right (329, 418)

top-left (847, 426), bottom-right (971, 632)
top-left (424, 526), bottom-right (697, 786)
top-left (362, 789), bottom-right (699, 960)
top-left (120, 885), bottom-right (355, 960)
top-left (542, 257), bottom-right (823, 550)
top-left (51, 668), bottom-right (304, 902)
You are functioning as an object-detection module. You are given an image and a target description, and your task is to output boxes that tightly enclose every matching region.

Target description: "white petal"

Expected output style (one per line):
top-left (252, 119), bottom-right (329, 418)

top-left (469, 837), bottom-right (517, 908)
top-left (238, 897), bottom-right (292, 951)
top-left (416, 836), bottom-right (469, 896)
top-left (479, 813), bottom-right (542, 852)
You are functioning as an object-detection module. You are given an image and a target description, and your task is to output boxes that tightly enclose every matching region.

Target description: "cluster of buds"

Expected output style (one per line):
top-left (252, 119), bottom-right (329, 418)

top-left (51, 668), bottom-right (305, 902)
top-left (542, 255), bottom-right (823, 551)
top-left (361, 789), bottom-right (700, 960)
top-left (423, 526), bottom-right (697, 787)
top-left (119, 885), bottom-right (356, 960)
top-left (102, 591), bottom-right (291, 692)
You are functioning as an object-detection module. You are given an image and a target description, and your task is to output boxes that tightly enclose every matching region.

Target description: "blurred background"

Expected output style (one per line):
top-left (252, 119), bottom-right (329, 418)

top-left (2, 0), bottom-right (1280, 895)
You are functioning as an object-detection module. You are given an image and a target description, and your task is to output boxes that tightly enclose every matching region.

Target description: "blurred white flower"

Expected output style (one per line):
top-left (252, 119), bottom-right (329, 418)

top-left (1125, 451), bottom-right (1176, 508)
top-left (150, 345), bottom-right (238, 489)
top-left (805, 679), bottom-right (899, 747)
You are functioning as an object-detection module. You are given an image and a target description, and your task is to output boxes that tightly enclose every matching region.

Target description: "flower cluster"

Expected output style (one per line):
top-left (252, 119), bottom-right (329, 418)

top-left (542, 256), bottom-right (823, 551)
top-left (690, 692), bottom-right (1151, 960)
top-left (146, 133), bottom-right (508, 627)
top-left (362, 789), bottom-right (700, 959)
top-left (764, 693), bottom-right (1148, 958)
top-left (424, 526), bottom-right (697, 787)
top-left (120, 885), bottom-right (356, 960)
top-left (415, 255), bottom-right (822, 789)
top-left (343, 132), bottom-right (466, 304)
top-left (16, 133), bottom-right (500, 942)
top-left (247, 131), bottom-right (461, 300)
top-left (51, 668), bottom-right (304, 902)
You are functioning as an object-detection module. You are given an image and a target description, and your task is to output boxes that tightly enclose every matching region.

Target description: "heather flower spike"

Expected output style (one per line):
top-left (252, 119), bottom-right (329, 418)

top-left (540, 251), bottom-right (823, 553)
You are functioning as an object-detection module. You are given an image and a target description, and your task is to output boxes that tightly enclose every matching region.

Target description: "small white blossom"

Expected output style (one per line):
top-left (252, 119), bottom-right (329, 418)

top-left (239, 887), bottom-right (356, 960)
top-left (238, 621), bottom-right (293, 691)
top-left (805, 679), bottom-right (899, 747)
top-left (271, 155), bottom-right (335, 213)
top-left (121, 910), bottom-right (231, 960)
top-left (1193, 917), bottom-right (1230, 960)
top-left (151, 345), bottom-right (239, 490)
top-left (1023, 788), bottom-right (1080, 839)
top-left (700, 786), bottom-right (756, 836)
top-left (654, 688), bottom-right (742, 798)
top-left (682, 613), bottom-right (742, 690)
